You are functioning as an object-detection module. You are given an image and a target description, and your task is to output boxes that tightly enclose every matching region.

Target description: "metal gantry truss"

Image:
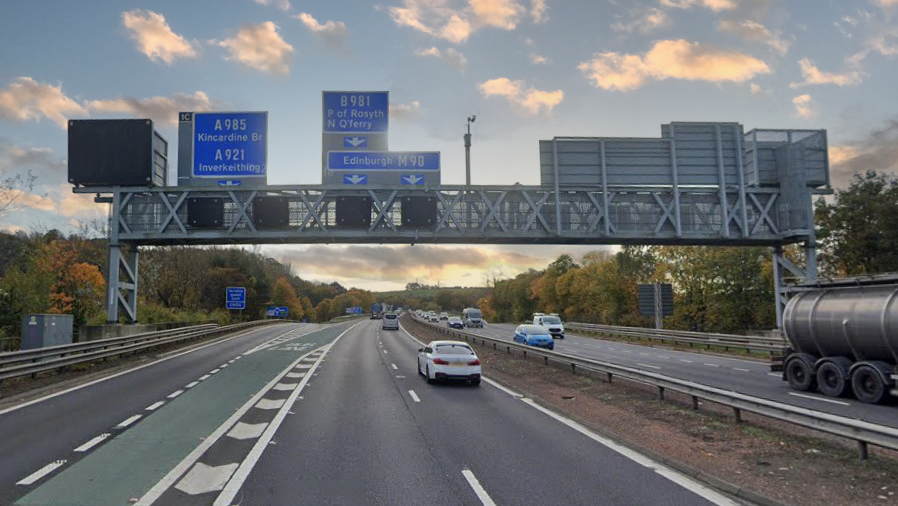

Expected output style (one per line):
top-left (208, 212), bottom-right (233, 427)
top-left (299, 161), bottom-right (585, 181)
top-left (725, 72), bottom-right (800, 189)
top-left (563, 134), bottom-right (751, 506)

top-left (81, 184), bottom-right (818, 324)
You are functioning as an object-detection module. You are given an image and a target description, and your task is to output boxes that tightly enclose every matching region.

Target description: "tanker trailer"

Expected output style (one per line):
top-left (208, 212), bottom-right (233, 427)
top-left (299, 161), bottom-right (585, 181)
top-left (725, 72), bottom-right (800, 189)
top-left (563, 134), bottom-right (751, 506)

top-left (782, 281), bottom-right (898, 403)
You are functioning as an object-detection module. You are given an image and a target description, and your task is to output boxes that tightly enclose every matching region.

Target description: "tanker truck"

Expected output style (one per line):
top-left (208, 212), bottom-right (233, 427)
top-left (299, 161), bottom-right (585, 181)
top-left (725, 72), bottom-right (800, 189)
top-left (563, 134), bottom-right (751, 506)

top-left (781, 276), bottom-right (898, 404)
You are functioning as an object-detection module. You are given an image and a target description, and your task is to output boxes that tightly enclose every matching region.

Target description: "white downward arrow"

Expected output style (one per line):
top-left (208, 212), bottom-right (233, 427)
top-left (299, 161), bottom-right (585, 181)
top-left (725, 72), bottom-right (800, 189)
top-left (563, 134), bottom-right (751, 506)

top-left (346, 137), bottom-right (366, 147)
top-left (346, 175), bottom-right (366, 184)
top-left (404, 175), bottom-right (424, 184)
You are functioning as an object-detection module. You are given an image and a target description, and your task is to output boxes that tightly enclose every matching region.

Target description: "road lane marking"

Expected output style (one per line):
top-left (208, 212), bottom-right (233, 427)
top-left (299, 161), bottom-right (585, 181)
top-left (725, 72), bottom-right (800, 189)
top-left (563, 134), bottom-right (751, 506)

top-left (273, 382), bottom-right (298, 391)
top-left (211, 325), bottom-right (356, 506)
top-left (704, 363), bottom-right (720, 368)
top-left (167, 390), bottom-right (184, 399)
top-left (768, 372), bottom-right (782, 377)
top-left (408, 390), bottom-right (421, 403)
top-left (198, 374), bottom-right (211, 381)
top-left (383, 350), bottom-right (388, 354)
top-left (254, 399), bottom-right (286, 410)
top-left (209, 368), bottom-right (221, 374)
top-left (185, 381), bottom-right (199, 389)
top-left (481, 377), bottom-right (523, 398)
top-left (285, 372), bottom-right (305, 379)
top-left (226, 422), bottom-right (268, 441)
top-left (116, 414), bottom-right (142, 429)
top-left (657, 355), bottom-right (670, 359)
top-left (788, 392), bottom-right (851, 406)
top-left (391, 363), bottom-right (398, 370)
top-left (146, 401), bottom-right (165, 411)
top-left (175, 462), bottom-right (238, 495)
top-left (636, 363), bottom-right (661, 370)
top-left (74, 433), bottom-right (110, 453)
top-left (17, 460), bottom-right (67, 486)
top-left (733, 368), bottom-right (751, 372)
top-left (219, 364), bottom-right (228, 369)
top-left (462, 469), bottom-right (497, 506)
top-left (396, 375), bottom-right (406, 378)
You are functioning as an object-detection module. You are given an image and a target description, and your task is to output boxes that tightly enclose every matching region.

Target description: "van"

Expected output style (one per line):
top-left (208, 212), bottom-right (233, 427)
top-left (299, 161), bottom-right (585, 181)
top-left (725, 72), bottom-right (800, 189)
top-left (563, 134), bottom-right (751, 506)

top-left (533, 313), bottom-right (564, 339)
top-left (463, 307), bottom-right (484, 328)
top-left (382, 312), bottom-right (399, 330)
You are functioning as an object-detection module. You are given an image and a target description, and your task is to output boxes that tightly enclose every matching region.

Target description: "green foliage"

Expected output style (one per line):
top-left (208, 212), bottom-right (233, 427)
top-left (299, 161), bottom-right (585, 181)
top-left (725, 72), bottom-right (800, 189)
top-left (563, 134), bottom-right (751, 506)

top-left (372, 286), bottom-right (489, 314)
top-left (815, 170), bottom-right (898, 276)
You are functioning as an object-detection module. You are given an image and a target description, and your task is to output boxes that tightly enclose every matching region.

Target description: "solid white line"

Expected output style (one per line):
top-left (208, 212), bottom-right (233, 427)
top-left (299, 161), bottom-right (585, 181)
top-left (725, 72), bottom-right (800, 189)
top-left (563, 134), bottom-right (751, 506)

top-left (518, 398), bottom-right (739, 505)
top-left (481, 377), bottom-right (523, 398)
top-left (391, 363), bottom-right (398, 370)
top-left (17, 460), bottom-right (67, 486)
top-left (733, 368), bottom-right (751, 372)
top-left (0, 324), bottom-right (290, 417)
top-left (185, 381), bottom-right (199, 389)
top-left (74, 433), bottom-right (110, 453)
top-left (704, 363), bottom-right (720, 368)
top-left (212, 323), bottom-right (359, 506)
top-left (408, 390), bottom-right (421, 403)
top-left (146, 401), bottom-right (165, 411)
top-left (116, 414), bottom-right (142, 429)
top-left (167, 390), bottom-right (184, 399)
top-left (788, 392), bottom-right (851, 406)
top-left (636, 362), bottom-right (662, 370)
top-left (461, 469), bottom-right (498, 506)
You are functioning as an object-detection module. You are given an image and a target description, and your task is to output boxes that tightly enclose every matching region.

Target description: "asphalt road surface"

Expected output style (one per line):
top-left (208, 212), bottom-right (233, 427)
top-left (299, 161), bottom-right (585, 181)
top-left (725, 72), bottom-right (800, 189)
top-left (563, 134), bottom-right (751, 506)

top-left (1, 319), bottom-right (739, 506)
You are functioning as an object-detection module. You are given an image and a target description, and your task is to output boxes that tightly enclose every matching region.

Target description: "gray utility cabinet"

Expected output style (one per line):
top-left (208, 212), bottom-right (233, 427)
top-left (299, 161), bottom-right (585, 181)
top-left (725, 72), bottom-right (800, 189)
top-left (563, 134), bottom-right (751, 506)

top-left (20, 314), bottom-right (74, 350)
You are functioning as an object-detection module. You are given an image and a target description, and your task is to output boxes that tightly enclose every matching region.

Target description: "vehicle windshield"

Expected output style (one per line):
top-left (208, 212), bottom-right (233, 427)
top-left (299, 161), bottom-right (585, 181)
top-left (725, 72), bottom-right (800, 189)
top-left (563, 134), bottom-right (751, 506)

top-left (435, 344), bottom-right (474, 355)
top-left (521, 325), bottom-right (550, 335)
top-left (466, 310), bottom-right (482, 318)
top-left (448, 317), bottom-right (461, 322)
top-left (542, 317), bottom-right (561, 324)
top-left (384, 314), bottom-right (397, 319)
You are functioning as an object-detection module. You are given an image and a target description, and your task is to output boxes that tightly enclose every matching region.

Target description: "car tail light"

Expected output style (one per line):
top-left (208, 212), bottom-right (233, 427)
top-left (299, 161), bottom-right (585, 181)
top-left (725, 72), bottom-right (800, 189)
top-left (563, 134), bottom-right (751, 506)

top-left (432, 358), bottom-right (449, 365)
top-left (468, 359), bottom-right (480, 365)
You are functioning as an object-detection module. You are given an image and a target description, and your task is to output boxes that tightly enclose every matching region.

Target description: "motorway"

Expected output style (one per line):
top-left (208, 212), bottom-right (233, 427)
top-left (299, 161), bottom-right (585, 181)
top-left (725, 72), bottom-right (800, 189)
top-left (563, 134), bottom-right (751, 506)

top-left (0, 319), bottom-right (741, 506)
top-left (447, 320), bottom-right (898, 427)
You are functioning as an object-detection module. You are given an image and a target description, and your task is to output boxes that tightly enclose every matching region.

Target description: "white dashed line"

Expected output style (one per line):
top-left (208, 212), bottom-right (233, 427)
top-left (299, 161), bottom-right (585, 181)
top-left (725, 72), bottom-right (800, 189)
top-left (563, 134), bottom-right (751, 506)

top-left (408, 390), bottom-right (421, 403)
top-left (733, 368), bottom-right (751, 372)
top-left (17, 460), bottom-right (67, 486)
top-left (383, 350), bottom-right (388, 354)
top-left (185, 381), bottom-right (199, 389)
top-left (788, 392), bottom-right (851, 406)
top-left (462, 469), bottom-right (498, 506)
top-left (116, 414), bottom-right (142, 429)
top-left (657, 356), bottom-right (670, 359)
top-left (167, 390), bottom-right (184, 399)
top-left (198, 374), bottom-right (211, 381)
top-left (639, 353), bottom-right (649, 356)
top-left (703, 363), bottom-right (720, 368)
top-left (636, 362), bottom-right (661, 370)
top-left (74, 433), bottom-right (110, 453)
top-left (209, 369), bottom-right (221, 374)
top-left (146, 401), bottom-right (165, 411)
top-left (768, 372), bottom-right (782, 377)
top-left (391, 363), bottom-right (398, 370)
top-left (679, 359), bottom-right (694, 363)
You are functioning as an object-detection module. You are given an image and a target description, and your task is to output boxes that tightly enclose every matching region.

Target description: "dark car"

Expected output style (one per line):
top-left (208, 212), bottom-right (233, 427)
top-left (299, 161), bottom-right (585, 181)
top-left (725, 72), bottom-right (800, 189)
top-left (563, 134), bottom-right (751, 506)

top-left (447, 316), bottom-right (464, 329)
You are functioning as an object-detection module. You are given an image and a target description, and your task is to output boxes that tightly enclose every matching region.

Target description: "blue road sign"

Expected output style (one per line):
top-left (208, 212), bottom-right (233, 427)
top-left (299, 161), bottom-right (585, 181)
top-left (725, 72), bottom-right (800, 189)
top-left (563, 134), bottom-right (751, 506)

top-left (343, 136), bottom-right (368, 148)
top-left (345, 306), bottom-right (363, 314)
top-left (226, 286), bottom-right (246, 310)
top-left (343, 174), bottom-right (368, 185)
top-left (217, 180), bottom-right (242, 187)
top-left (323, 92), bottom-right (388, 133)
top-left (193, 112), bottom-right (267, 179)
top-left (401, 174), bottom-right (425, 185)
top-left (266, 305), bottom-right (289, 318)
top-left (328, 151), bottom-right (440, 171)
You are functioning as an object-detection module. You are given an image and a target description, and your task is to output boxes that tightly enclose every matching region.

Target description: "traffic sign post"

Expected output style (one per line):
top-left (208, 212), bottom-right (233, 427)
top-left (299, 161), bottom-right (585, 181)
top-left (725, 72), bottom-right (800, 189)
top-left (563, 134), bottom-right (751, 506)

top-left (178, 111), bottom-right (268, 187)
top-left (226, 287), bottom-right (246, 310)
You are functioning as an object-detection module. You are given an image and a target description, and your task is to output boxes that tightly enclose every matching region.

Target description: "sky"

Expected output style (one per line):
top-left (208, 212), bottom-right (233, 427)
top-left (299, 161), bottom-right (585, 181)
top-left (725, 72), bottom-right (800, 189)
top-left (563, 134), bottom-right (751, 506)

top-left (1, 0), bottom-right (897, 291)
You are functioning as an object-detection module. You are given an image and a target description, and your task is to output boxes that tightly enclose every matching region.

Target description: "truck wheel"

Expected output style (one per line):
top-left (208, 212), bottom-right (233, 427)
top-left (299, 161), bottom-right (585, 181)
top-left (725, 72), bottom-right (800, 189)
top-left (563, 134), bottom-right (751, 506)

top-left (785, 357), bottom-right (815, 391)
top-left (851, 365), bottom-right (887, 404)
top-left (816, 362), bottom-right (848, 397)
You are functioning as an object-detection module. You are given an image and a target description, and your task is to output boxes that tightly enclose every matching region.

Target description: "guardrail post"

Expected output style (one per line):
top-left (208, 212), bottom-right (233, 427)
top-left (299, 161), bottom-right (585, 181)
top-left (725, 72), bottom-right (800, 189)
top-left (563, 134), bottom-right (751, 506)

top-left (606, 372), bottom-right (613, 383)
top-left (858, 441), bottom-right (869, 460)
top-left (733, 407), bottom-right (742, 423)
top-left (692, 396), bottom-right (699, 410)
top-left (658, 386), bottom-right (665, 400)
top-left (571, 363), bottom-right (576, 375)
top-left (544, 356), bottom-right (548, 365)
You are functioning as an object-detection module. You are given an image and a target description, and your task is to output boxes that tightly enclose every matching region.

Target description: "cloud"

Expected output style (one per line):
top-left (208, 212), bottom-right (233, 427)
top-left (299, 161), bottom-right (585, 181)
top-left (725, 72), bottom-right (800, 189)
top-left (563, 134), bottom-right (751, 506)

top-left (122, 10), bottom-right (197, 64)
top-left (55, 188), bottom-right (105, 218)
top-left (749, 82), bottom-right (770, 95)
top-left (827, 118), bottom-right (898, 189)
top-left (3, 189), bottom-right (54, 212)
top-left (389, 101), bottom-right (422, 122)
top-left (530, 54), bottom-right (548, 64)
top-left (1, 224), bottom-right (24, 234)
top-left (789, 58), bottom-right (861, 88)
top-left (480, 78), bottom-right (563, 115)
top-left (0, 144), bottom-right (66, 179)
top-left (717, 20), bottom-right (789, 55)
top-left (845, 11), bottom-right (898, 64)
top-left (531, 0), bottom-right (548, 23)
top-left (254, 0), bottom-right (291, 11)
top-left (792, 94), bottom-right (815, 118)
top-left (577, 39), bottom-right (770, 91)
top-left (87, 91), bottom-right (215, 126)
top-left (660, 0), bottom-right (736, 11)
top-left (414, 47), bottom-right (468, 73)
top-left (612, 7), bottom-right (669, 34)
top-left (295, 13), bottom-right (350, 52)
top-left (387, 0), bottom-right (528, 43)
top-left (213, 22), bottom-right (293, 75)
top-left (0, 77), bottom-right (88, 128)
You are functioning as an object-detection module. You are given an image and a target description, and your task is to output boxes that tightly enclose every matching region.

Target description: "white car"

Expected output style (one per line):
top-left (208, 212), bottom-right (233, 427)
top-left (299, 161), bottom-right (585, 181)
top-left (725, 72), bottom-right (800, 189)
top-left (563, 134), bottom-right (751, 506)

top-left (417, 340), bottom-right (481, 386)
top-left (382, 312), bottom-right (399, 330)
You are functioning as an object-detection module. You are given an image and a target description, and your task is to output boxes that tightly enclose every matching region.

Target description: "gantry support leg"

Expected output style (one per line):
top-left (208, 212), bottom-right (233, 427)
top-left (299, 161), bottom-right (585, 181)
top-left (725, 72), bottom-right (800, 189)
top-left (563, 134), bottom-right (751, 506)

top-left (106, 243), bottom-right (139, 324)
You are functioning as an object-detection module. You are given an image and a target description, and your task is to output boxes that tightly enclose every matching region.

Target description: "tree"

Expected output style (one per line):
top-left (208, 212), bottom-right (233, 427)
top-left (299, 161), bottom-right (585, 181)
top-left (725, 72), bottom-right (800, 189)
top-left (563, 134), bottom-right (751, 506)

top-left (815, 170), bottom-right (898, 276)
top-left (0, 168), bottom-right (38, 218)
top-left (529, 254), bottom-right (579, 316)
top-left (271, 277), bottom-right (303, 319)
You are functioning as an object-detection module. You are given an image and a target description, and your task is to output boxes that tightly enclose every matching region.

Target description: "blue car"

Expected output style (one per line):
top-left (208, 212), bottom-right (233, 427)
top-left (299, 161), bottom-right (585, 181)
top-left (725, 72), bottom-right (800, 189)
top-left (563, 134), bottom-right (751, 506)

top-left (514, 324), bottom-right (555, 350)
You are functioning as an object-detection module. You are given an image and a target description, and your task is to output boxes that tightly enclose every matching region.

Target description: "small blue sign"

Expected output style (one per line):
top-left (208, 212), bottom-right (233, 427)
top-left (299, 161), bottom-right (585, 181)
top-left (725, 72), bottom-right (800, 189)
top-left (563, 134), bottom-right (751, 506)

top-left (266, 305), bottom-right (288, 318)
top-left (343, 174), bottom-right (368, 185)
top-left (401, 174), bottom-right (425, 185)
top-left (345, 306), bottom-right (363, 314)
top-left (217, 180), bottom-right (242, 187)
top-left (343, 136), bottom-right (368, 148)
top-left (226, 286), bottom-right (246, 310)
top-left (324, 92), bottom-right (388, 133)
top-left (193, 112), bottom-right (267, 179)
top-left (328, 151), bottom-right (440, 171)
